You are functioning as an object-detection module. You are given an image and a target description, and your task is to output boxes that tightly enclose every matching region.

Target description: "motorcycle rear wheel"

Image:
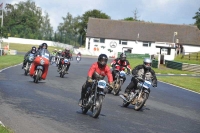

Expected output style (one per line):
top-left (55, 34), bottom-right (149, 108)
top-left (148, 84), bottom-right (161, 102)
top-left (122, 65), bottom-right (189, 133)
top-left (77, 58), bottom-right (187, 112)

top-left (123, 99), bottom-right (130, 107)
top-left (92, 95), bottom-right (103, 118)
top-left (82, 99), bottom-right (89, 114)
top-left (134, 93), bottom-right (148, 111)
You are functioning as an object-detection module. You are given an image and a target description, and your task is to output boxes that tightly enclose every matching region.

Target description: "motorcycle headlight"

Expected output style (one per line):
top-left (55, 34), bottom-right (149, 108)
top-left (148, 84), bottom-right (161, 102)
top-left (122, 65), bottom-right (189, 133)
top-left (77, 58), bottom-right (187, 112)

top-left (40, 59), bottom-right (45, 65)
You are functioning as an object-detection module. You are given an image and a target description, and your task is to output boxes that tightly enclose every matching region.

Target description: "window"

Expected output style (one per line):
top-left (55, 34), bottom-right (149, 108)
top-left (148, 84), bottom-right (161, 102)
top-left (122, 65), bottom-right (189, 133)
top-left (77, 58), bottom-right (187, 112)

top-left (100, 38), bottom-right (105, 43)
top-left (93, 38), bottom-right (105, 43)
top-left (143, 42), bottom-right (151, 47)
top-left (94, 38), bottom-right (100, 42)
top-left (119, 40), bottom-right (127, 45)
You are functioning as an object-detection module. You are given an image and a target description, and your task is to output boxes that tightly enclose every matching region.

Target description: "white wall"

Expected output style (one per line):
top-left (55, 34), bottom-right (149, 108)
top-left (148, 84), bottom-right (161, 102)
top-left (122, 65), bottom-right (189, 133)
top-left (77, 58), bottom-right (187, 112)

top-left (2, 37), bottom-right (74, 50)
top-left (183, 45), bottom-right (200, 53)
top-left (86, 37), bottom-right (168, 56)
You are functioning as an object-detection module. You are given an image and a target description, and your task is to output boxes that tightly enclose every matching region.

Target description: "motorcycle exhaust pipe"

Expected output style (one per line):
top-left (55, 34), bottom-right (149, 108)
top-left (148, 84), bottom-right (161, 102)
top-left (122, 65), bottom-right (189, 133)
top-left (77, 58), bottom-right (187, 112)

top-left (119, 95), bottom-right (129, 102)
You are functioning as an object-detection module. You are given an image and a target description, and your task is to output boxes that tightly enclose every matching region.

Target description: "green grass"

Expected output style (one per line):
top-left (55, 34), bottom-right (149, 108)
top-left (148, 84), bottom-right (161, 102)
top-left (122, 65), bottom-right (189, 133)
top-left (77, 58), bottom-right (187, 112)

top-left (8, 43), bottom-right (63, 53)
top-left (0, 125), bottom-right (14, 133)
top-left (0, 55), bottom-right (23, 70)
top-left (157, 76), bottom-right (200, 93)
top-left (127, 58), bottom-right (195, 74)
top-left (174, 54), bottom-right (200, 65)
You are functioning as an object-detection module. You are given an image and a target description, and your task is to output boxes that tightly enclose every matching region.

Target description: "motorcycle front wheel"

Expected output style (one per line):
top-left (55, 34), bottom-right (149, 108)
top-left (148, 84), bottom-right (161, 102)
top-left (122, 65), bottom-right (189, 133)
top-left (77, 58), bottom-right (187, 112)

top-left (92, 95), bottom-right (103, 118)
top-left (34, 69), bottom-right (42, 83)
top-left (134, 92), bottom-right (149, 111)
top-left (113, 80), bottom-right (122, 96)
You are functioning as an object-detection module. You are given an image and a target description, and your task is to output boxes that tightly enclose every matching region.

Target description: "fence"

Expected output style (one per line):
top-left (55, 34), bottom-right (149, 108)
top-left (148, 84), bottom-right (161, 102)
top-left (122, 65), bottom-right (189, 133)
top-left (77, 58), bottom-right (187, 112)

top-left (165, 60), bottom-right (200, 73)
top-left (181, 52), bottom-right (200, 61)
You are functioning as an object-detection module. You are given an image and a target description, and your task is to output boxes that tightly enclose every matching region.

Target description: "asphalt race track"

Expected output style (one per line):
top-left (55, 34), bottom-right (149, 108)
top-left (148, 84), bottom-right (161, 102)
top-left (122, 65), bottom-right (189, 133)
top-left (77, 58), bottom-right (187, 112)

top-left (0, 57), bottom-right (200, 133)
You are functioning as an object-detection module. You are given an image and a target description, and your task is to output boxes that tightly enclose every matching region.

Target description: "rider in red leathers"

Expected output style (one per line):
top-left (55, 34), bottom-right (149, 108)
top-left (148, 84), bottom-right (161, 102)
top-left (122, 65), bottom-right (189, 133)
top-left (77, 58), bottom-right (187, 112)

top-left (111, 53), bottom-right (131, 83)
top-left (78, 54), bottom-right (114, 106)
top-left (57, 48), bottom-right (71, 73)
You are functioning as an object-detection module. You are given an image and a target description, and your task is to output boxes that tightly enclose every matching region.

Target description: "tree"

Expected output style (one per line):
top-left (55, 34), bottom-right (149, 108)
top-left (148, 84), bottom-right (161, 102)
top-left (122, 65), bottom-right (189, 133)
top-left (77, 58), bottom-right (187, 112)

top-left (78, 9), bottom-right (110, 45)
top-left (3, 0), bottom-right (53, 40)
top-left (193, 8), bottom-right (200, 29)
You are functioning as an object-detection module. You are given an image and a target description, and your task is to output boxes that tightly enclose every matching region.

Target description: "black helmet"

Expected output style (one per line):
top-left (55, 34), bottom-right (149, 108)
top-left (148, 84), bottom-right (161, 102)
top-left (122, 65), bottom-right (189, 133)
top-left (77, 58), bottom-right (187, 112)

top-left (98, 54), bottom-right (108, 68)
top-left (41, 43), bottom-right (48, 49)
top-left (31, 46), bottom-right (36, 54)
top-left (120, 52), bottom-right (126, 61)
top-left (143, 58), bottom-right (152, 70)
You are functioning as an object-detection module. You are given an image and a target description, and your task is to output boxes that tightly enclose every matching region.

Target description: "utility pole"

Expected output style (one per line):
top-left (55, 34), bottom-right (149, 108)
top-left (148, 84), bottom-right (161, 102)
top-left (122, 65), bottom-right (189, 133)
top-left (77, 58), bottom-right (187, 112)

top-left (0, 3), bottom-right (3, 49)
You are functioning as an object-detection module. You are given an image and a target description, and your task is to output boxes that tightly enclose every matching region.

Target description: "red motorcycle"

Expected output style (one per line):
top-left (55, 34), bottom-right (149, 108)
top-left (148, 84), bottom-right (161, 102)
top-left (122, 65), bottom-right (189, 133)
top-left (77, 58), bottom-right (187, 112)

top-left (29, 49), bottom-right (50, 83)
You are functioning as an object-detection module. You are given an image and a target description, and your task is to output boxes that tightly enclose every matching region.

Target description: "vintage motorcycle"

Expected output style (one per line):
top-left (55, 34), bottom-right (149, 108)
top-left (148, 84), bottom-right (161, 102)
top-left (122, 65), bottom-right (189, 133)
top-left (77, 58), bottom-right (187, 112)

top-left (50, 55), bottom-right (56, 65)
top-left (29, 49), bottom-right (50, 83)
top-left (120, 76), bottom-right (152, 111)
top-left (59, 58), bottom-right (69, 78)
top-left (56, 55), bottom-right (61, 67)
top-left (76, 55), bottom-right (81, 63)
top-left (108, 70), bottom-right (126, 95)
top-left (24, 53), bottom-right (35, 75)
top-left (81, 79), bottom-right (108, 118)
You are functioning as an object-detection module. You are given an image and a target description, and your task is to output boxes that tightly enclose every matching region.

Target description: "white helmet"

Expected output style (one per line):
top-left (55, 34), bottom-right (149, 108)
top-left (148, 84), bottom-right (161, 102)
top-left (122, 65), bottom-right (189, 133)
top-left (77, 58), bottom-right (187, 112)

top-left (143, 58), bottom-right (152, 69)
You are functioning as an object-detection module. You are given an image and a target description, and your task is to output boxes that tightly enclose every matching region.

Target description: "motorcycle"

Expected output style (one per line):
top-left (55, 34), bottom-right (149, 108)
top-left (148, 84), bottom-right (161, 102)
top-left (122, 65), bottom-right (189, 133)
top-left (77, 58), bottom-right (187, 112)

top-left (29, 49), bottom-right (50, 83)
top-left (24, 53), bottom-right (35, 76)
top-left (56, 55), bottom-right (61, 67)
top-left (59, 58), bottom-right (69, 78)
top-left (120, 76), bottom-right (152, 111)
top-left (50, 55), bottom-right (56, 65)
top-left (108, 70), bottom-right (126, 95)
top-left (76, 55), bottom-right (81, 63)
top-left (81, 79), bottom-right (108, 118)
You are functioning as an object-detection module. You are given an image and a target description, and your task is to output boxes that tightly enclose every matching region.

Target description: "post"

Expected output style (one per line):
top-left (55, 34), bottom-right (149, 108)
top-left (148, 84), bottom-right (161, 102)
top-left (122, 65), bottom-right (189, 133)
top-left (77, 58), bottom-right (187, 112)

top-left (1, 3), bottom-right (3, 28)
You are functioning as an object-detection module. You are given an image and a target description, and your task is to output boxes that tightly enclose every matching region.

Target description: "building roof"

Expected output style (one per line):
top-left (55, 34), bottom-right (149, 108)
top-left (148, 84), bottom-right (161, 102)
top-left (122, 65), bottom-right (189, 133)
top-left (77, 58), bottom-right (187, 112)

top-left (86, 18), bottom-right (200, 45)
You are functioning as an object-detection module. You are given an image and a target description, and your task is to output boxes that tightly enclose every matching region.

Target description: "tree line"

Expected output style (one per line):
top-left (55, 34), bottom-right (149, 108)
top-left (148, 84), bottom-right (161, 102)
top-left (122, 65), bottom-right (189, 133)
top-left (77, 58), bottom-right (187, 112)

top-left (0, 0), bottom-right (200, 46)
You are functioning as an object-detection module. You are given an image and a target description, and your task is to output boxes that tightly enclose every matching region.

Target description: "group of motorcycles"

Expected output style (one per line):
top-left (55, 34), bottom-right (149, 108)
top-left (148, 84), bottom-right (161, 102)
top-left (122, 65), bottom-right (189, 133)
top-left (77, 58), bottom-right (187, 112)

top-left (81, 67), bottom-right (154, 118)
top-left (22, 52), bottom-right (154, 118)
top-left (23, 49), bottom-right (50, 83)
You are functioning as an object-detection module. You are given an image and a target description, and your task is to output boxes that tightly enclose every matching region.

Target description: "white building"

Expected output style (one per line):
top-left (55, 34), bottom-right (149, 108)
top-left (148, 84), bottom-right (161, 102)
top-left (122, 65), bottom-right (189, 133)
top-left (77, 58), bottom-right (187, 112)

top-left (84, 18), bottom-right (200, 61)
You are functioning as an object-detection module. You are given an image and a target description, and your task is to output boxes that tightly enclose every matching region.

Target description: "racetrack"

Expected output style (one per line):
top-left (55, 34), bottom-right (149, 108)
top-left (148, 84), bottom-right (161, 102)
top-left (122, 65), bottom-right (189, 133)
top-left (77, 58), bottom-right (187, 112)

top-left (0, 57), bottom-right (200, 133)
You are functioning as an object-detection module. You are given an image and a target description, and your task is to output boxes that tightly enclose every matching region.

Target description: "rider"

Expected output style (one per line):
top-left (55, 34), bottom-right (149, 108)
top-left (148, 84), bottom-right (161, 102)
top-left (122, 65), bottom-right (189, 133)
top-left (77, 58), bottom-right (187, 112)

top-left (50, 49), bottom-right (57, 62)
top-left (29, 43), bottom-right (50, 80)
top-left (35, 43), bottom-right (50, 57)
top-left (22, 46), bottom-right (36, 69)
top-left (77, 52), bottom-right (81, 57)
top-left (62, 48), bottom-right (71, 59)
top-left (110, 52), bottom-right (131, 83)
top-left (123, 58), bottom-right (157, 97)
top-left (78, 54), bottom-right (114, 106)
top-left (57, 48), bottom-right (71, 74)
top-left (52, 49), bottom-right (57, 56)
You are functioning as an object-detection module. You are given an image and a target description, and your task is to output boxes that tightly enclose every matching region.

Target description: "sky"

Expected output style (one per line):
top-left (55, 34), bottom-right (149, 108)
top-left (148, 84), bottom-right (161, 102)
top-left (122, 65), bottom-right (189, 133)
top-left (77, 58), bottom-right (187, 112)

top-left (3, 0), bottom-right (200, 31)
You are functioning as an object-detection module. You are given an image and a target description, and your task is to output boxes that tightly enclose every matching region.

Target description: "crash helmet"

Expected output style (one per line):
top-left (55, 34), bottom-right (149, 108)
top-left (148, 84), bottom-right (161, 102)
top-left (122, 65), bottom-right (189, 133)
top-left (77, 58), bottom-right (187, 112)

top-left (143, 58), bottom-right (152, 70)
top-left (120, 52), bottom-right (127, 61)
top-left (98, 54), bottom-right (108, 68)
top-left (58, 49), bottom-right (62, 53)
top-left (31, 46), bottom-right (36, 54)
top-left (41, 43), bottom-right (48, 49)
top-left (54, 49), bottom-right (57, 52)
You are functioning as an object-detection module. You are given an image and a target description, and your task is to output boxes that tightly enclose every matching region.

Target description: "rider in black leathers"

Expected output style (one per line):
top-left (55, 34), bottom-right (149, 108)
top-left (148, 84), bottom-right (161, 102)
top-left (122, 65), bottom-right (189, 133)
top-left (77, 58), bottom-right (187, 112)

top-left (123, 58), bottom-right (157, 97)
top-left (35, 43), bottom-right (50, 59)
top-left (22, 46), bottom-right (36, 69)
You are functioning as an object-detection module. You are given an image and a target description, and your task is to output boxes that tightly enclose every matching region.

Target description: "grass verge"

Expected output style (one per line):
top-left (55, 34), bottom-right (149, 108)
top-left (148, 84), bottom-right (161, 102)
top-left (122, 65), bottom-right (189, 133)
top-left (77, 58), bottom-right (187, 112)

top-left (9, 43), bottom-right (62, 53)
top-left (128, 58), bottom-right (196, 74)
top-left (0, 55), bottom-right (23, 70)
top-left (0, 125), bottom-right (14, 133)
top-left (157, 76), bottom-right (200, 93)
